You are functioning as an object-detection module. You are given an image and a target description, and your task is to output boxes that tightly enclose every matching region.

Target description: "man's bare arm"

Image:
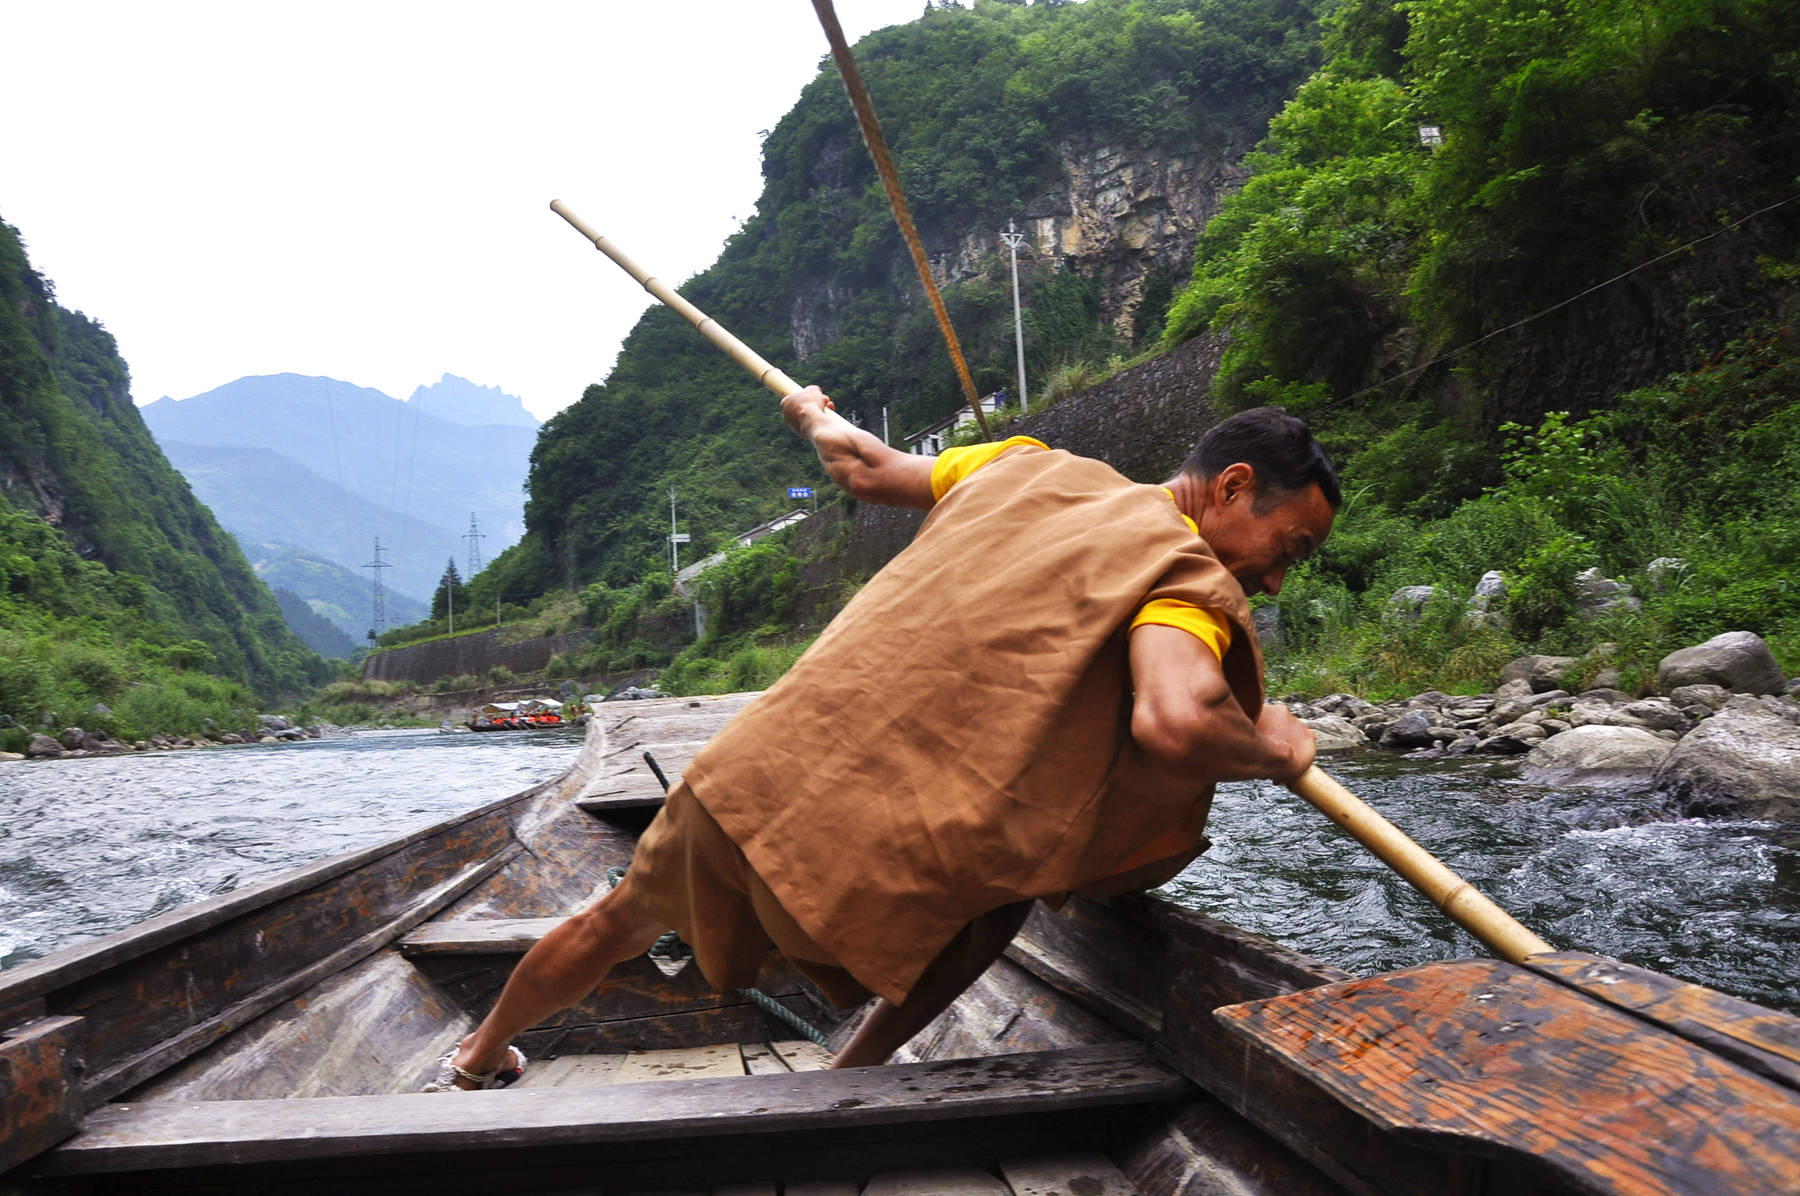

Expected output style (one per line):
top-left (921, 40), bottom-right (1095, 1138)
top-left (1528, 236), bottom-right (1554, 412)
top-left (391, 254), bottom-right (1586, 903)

top-left (1128, 623), bottom-right (1314, 784)
top-left (782, 386), bottom-right (936, 509)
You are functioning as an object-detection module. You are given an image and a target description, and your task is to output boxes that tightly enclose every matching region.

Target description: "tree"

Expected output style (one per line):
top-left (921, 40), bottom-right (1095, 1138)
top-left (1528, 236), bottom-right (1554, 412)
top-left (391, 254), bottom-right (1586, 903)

top-left (431, 558), bottom-right (469, 623)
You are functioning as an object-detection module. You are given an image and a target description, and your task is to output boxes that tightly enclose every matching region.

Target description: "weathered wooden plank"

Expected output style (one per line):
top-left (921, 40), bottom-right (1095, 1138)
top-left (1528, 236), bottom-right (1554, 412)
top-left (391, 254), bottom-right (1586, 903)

top-left (513, 1053), bottom-right (627, 1089)
top-left (1218, 959), bottom-right (1800, 1196)
top-left (1110, 1092), bottom-right (1350, 1196)
top-left (575, 791), bottom-right (666, 813)
top-left (1001, 1151), bottom-right (1140, 1195)
top-left (398, 917), bottom-right (563, 956)
top-left (1525, 951), bottom-right (1800, 1091)
top-left (712, 1183), bottom-right (778, 1196)
top-left (40, 1043), bottom-right (1187, 1174)
top-left (83, 849), bottom-right (513, 1106)
top-left (768, 1039), bottom-right (833, 1072)
top-left (896, 954), bottom-right (1127, 1066)
top-left (0, 1015), bottom-right (85, 1175)
top-left (863, 1167), bottom-right (1009, 1195)
top-left (782, 1182), bottom-right (860, 1196)
top-left (612, 1045), bottom-right (746, 1083)
top-left (739, 1042), bottom-right (790, 1075)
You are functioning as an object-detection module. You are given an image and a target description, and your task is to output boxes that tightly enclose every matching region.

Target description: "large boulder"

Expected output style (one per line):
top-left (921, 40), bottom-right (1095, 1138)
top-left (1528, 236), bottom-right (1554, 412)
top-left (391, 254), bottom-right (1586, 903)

top-left (1499, 655), bottom-right (1579, 693)
top-left (1379, 710), bottom-right (1438, 750)
top-left (1653, 696), bottom-right (1800, 819)
top-left (1300, 714), bottom-right (1370, 753)
top-left (26, 733), bottom-right (63, 759)
top-left (1522, 726), bottom-right (1674, 787)
top-left (1655, 631), bottom-right (1786, 696)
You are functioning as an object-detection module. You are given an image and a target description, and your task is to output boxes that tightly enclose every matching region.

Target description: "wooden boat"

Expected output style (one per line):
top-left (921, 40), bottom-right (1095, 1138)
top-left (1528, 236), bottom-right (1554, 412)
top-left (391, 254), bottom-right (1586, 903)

top-left (468, 699), bottom-right (569, 732)
top-left (3, 692), bottom-right (1798, 1195)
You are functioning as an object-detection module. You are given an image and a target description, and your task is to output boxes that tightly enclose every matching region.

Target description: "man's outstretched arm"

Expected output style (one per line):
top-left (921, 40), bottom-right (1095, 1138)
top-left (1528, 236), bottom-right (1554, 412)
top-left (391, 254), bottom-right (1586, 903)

top-left (782, 386), bottom-right (936, 509)
top-left (1128, 623), bottom-right (1315, 784)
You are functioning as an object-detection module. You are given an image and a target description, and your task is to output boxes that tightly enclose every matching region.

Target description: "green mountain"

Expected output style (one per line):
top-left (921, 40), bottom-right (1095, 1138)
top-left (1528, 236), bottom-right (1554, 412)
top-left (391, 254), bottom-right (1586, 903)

top-left (0, 218), bottom-right (328, 738)
top-left (493, 0), bottom-right (1329, 600)
top-left (243, 541), bottom-right (429, 641)
top-left (271, 587), bottom-right (359, 659)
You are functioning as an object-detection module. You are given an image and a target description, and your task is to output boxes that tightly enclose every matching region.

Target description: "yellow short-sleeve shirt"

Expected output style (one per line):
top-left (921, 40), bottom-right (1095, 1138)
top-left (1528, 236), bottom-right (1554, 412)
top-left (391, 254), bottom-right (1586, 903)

top-left (929, 438), bottom-right (1232, 662)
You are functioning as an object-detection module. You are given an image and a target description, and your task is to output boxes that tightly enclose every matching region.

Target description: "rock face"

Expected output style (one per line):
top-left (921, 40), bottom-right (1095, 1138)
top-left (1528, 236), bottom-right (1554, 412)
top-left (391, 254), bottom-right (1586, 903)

top-left (929, 140), bottom-right (1252, 339)
top-left (1656, 631), bottom-right (1787, 696)
top-left (1522, 726), bottom-right (1675, 787)
top-left (1654, 696), bottom-right (1800, 819)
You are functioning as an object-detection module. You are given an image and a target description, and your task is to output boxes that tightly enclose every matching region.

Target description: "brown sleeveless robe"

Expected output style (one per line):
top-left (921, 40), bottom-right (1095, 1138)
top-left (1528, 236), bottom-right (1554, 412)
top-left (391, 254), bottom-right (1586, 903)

top-left (683, 445), bottom-right (1265, 1004)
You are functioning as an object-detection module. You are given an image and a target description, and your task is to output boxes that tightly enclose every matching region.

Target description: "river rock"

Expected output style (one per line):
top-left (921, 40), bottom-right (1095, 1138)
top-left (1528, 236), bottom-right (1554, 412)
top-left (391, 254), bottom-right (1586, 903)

top-left (1645, 556), bottom-right (1687, 592)
top-left (27, 733), bottom-right (63, 758)
top-left (1656, 631), bottom-right (1786, 696)
top-left (1522, 726), bottom-right (1674, 787)
top-left (1379, 710), bottom-right (1437, 749)
top-left (261, 714), bottom-right (292, 732)
top-left (1669, 684), bottom-right (1729, 712)
top-left (1466, 570), bottom-right (1506, 626)
top-left (1479, 724), bottom-right (1543, 754)
top-left (1500, 656), bottom-right (1579, 693)
top-left (1615, 698), bottom-right (1688, 734)
top-left (1653, 696), bottom-right (1800, 818)
top-left (0, 751), bottom-right (22, 762)
top-left (58, 727), bottom-right (85, 750)
top-left (1301, 714), bottom-right (1369, 752)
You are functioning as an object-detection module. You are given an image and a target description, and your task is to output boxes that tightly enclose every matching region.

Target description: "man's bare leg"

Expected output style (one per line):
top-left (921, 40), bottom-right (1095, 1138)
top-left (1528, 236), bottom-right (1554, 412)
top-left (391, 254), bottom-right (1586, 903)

top-left (830, 900), bottom-right (1033, 1070)
top-left (450, 874), bottom-right (666, 1086)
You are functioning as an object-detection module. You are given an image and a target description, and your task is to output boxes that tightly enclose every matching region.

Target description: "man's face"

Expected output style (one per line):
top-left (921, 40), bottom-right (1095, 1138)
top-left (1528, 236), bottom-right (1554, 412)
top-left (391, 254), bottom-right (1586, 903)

top-left (1201, 480), bottom-right (1335, 598)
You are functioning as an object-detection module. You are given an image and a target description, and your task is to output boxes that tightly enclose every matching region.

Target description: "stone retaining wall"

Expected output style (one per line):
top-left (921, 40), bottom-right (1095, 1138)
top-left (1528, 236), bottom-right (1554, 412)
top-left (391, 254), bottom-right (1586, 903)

top-left (361, 628), bottom-right (593, 684)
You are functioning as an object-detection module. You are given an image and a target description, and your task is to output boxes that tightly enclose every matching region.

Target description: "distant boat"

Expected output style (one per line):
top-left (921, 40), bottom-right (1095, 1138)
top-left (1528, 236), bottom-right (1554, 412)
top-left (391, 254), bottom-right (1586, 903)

top-left (468, 697), bottom-right (568, 732)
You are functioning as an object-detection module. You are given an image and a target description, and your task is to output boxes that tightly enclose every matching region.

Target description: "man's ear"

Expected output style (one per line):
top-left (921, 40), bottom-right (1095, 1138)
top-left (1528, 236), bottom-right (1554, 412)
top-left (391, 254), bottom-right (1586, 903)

top-left (1216, 462), bottom-right (1257, 507)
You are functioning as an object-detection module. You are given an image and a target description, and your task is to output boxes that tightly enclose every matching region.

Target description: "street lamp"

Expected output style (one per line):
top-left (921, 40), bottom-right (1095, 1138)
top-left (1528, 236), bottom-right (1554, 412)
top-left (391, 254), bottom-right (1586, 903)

top-left (1001, 220), bottom-right (1028, 409)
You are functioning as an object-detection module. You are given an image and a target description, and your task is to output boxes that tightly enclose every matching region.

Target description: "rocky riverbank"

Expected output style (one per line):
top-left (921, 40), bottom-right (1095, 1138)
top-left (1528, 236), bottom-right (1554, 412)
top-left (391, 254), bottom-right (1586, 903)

top-left (1, 714), bottom-right (347, 763)
top-left (1293, 631), bottom-right (1800, 820)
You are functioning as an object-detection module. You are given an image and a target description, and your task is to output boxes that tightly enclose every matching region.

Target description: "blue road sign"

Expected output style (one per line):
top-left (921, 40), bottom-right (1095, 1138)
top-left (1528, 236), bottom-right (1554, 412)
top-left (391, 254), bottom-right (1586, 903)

top-left (788, 486), bottom-right (814, 500)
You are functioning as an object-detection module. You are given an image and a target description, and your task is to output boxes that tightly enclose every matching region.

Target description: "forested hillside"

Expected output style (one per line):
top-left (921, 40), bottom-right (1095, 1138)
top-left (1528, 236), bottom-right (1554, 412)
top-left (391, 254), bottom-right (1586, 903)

top-left (436, 0), bottom-right (1798, 700)
top-left (0, 219), bottom-right (328, 745)
top-left (1158, 0), bottom-right (1800, 691)
top-left (488, 0), bottom-right (1329, 600)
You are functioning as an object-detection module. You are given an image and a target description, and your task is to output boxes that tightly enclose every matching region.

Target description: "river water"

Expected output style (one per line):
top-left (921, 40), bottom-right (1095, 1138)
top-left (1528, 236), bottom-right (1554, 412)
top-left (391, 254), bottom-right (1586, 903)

top-left (3, 731), bottom-right (1796, 1013)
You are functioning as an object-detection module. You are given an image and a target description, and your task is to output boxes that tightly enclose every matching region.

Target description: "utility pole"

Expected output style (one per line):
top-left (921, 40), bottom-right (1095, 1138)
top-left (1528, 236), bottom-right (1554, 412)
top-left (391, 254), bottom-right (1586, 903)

top-left (669, 487), bottom-right (679, 575)
top-left (882, 405), bottom-right (890, 445)
top-left (463, 512), bottom-right (485, 577)
top-left (447, 575), bottom-right (454, 636)
top-left (362, 537), bottom-right (393, 642)
top-left (1001, 219), bottom-right (1029, 409)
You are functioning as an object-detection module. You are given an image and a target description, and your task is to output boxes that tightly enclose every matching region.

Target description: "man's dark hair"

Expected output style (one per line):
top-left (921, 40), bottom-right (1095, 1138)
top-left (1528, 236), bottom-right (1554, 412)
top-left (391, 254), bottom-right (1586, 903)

top-left (1179, 407), bottom-right (1341, 511)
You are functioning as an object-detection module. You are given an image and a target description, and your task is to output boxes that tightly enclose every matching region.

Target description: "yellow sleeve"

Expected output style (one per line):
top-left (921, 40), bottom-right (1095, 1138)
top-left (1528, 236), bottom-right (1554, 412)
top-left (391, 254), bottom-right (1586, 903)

top-left (928, 436), bottom-right (1049, 502)
top-left (1130, 599), bottom-right (1233, 663)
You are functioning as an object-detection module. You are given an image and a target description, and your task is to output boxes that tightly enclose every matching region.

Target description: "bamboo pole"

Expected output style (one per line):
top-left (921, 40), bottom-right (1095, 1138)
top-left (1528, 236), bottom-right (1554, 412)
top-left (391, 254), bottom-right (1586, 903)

top-left (547, 197), bottom-right (1553, 967)
top-left (549, 200), bottom-right (800, 398)
top-left (1288, 765), bottom-right (1552, 963)
top-left (811, 0), bottom-right (991, 440)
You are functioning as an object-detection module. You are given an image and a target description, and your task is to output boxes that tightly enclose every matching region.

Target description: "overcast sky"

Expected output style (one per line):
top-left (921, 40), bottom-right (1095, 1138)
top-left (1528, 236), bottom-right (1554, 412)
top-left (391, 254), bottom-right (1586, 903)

top-left (3, 0), bottom-right (932, 420)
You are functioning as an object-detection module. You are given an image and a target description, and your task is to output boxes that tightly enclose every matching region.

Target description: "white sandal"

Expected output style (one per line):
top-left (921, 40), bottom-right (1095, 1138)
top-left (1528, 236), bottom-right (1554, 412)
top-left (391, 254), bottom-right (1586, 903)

top-left (422, 1044), bottom-right (527, 1092)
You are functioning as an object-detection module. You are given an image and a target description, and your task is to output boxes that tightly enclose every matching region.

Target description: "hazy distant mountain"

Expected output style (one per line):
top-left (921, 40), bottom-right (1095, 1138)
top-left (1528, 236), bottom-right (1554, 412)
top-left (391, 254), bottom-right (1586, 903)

top-left (408, 373), bottom-right (538, 429)
top-left (247, 542), bottom-right (429, 643)
top-left (271, 587), bottom-right (359, 658)
top-left (158, 439), bottom-right (464, 603)
top-left (141, 374), bottom-right (535, 552)
top-left (141, 374), bottom-right (535, 635)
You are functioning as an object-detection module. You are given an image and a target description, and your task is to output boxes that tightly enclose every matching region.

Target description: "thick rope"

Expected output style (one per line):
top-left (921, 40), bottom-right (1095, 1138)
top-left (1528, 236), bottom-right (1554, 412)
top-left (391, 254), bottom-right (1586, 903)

top-left (812, 0), bottom-right (991, 439)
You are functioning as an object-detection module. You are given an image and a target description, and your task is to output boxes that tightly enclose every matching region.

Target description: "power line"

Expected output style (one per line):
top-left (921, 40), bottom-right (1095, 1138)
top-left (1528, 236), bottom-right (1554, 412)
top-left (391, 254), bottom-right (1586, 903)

top-left (1326, 190), bottom-right (1800, 410)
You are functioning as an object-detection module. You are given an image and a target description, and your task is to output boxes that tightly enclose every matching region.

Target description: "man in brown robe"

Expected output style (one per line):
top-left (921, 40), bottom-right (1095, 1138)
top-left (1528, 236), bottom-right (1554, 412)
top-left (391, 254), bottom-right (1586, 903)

top-left (437, 386), bottom-right (1337, 1086)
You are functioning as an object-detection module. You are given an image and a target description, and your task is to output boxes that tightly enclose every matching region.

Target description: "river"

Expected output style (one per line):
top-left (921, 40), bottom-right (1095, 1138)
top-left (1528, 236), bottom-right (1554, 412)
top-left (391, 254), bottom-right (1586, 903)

top-left (3, 729), bottom-right (1796, 1013)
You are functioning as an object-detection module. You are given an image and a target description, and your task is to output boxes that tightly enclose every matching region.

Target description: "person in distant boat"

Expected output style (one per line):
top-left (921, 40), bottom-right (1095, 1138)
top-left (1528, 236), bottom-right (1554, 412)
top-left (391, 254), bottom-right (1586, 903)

top-left (429, 387), bottom-right (1338, 1090)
